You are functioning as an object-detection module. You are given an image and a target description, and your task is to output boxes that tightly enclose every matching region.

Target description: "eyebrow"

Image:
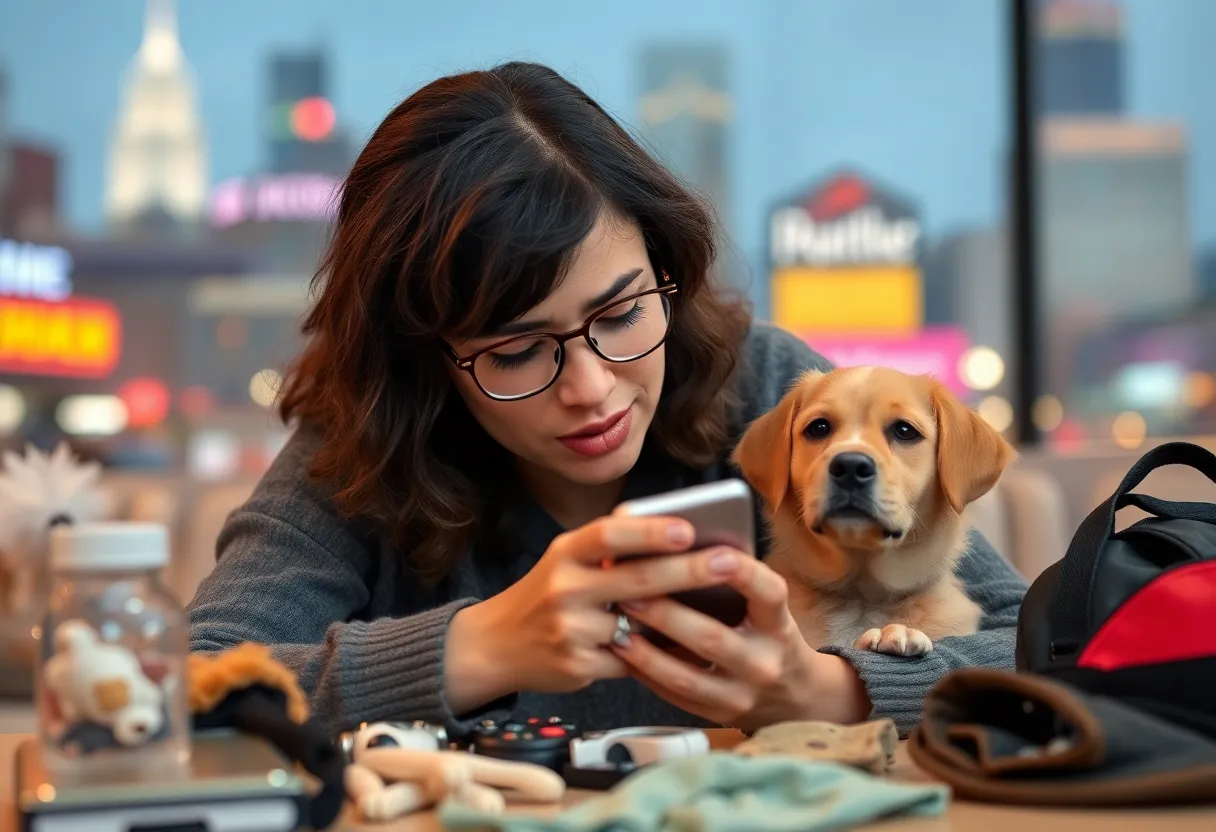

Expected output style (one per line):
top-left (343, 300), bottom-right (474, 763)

top-left (490, 268), bottom-right (644, 337)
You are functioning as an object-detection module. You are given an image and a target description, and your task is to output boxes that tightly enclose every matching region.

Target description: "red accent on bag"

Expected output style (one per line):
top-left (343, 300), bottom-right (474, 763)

top-left (1077, 560), bottom-right (1216, 672)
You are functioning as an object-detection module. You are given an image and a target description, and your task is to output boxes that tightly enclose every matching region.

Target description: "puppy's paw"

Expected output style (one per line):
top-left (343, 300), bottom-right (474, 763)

top-left (854, 624), bottom-right (934, 657)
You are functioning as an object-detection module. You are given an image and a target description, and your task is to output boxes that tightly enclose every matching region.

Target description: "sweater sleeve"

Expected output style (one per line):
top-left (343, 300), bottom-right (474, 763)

top-left (818, 529), bottom-right (1028, 737)
top-left (184, 430), bottom-right (498, 736)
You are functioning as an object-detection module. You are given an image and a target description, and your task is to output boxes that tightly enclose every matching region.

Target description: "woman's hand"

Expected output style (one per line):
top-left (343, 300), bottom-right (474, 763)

top-left (443, 515), bottom-right (749, 715)
top-left (609, 553), bottom-right (872, 734)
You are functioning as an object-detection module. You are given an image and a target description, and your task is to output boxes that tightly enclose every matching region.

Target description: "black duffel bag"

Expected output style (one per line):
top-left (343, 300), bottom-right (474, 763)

top-left (1016, 440), bottom-right (1216, 740)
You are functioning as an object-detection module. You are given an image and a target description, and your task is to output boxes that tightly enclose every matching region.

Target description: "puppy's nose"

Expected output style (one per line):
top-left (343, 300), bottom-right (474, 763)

top-left (829, 453), bottom-right (876, 489)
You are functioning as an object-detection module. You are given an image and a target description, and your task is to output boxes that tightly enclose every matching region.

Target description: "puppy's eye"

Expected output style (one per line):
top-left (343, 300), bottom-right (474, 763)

top-left (804, 418), bottom-right (832, 440)
top-left (890, 420), bottom-right (922, 442)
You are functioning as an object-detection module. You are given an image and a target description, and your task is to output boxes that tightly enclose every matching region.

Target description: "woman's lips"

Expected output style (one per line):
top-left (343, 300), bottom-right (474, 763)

top-left (557, 408), bottom-right (633, 457)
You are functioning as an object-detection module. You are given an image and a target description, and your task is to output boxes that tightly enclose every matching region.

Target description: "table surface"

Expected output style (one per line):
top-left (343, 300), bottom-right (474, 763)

top-left (3, 730), bottom-right (1215, 832)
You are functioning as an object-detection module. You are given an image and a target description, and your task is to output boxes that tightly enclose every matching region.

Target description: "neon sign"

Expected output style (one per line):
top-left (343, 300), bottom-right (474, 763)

top-left (0, 296), bottom-right (122, 378)
top-left (769, 173), bottom-right (922, 268)
top-left (0, 238), bottom-right (74, 301)
top-left (208, 174), bottom-right (342, 228)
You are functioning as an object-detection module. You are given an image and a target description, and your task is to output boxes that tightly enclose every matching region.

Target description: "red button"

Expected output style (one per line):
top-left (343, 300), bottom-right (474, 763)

top-left (539, 726), bottom-right (565, 738)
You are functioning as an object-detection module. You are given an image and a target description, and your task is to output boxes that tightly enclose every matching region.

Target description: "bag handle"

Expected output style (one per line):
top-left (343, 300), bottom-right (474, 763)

top-left (1118, 492), bottom-right (1216, 524)
top-left (1049, 441), bottom-right (1216, 659)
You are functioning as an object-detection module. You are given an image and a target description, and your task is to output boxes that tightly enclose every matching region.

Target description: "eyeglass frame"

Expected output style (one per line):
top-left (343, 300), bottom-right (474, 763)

top-left (443, 276), bottom-right (680, 402)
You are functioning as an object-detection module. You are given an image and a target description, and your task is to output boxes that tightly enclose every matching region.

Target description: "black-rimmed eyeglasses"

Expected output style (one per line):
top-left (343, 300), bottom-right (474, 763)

top-left (445, 281), bottom-right (679, 401)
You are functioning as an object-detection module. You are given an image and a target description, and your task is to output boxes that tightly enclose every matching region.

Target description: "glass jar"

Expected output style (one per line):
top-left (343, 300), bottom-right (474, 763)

top-left (34, 522), bottom-right (190, 777)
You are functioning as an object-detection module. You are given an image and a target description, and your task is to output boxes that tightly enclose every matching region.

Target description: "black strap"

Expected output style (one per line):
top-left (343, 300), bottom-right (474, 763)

top-left (1049, 441), bottom-right (1216, 657)
top-left (1118, 492), bottom-right (1216, 524)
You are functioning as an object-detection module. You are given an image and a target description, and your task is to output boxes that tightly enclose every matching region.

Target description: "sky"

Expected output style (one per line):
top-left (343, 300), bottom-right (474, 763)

top-left (3, 0), bottom-right (1216, 285)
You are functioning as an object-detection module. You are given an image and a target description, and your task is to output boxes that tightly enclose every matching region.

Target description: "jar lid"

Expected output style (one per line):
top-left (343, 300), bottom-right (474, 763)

top-left (50, 522), bottom-right (169, 571)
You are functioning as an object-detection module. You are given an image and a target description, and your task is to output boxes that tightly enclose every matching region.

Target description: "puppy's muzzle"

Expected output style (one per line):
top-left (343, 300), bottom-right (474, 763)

top-left (818, 452), bottom-right (903, 540)
top-left (829, 452), bottom-right (876, 492)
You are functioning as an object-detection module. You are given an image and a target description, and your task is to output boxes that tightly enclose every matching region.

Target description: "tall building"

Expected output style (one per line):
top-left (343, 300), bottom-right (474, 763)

top-left (265, 50), bottom-right (352, 175)
top-left (1039, 121), bottom-right (1191, 316)
top-left (0, 68), bottom-right (60, 238)
top-left (637, 43), bottom-right (735, 284)
top-left (1, 146), bottom-right (59, 239)
top-left (0, 69), bottom-right (10, 207)
top-left (933, 228), bottom-right (1011, 368)
top-left (1037, 0), bottom-right (1123, 115)
top-left (105, 0), bottom-right (208, 234)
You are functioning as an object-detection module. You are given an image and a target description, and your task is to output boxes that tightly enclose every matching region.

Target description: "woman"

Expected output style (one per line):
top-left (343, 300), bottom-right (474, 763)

top-left (186, 61), bottom-right (1027, 738)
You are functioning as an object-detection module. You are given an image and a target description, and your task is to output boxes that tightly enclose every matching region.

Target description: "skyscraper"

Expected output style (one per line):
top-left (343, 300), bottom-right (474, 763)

top-left (0, 69), bottom-right (10, 206)
top-left (104, 0), bottom-right (208, 233)
top-left (1037, 0), bottom-right (1123, 115)
top-left (637, 43), bottom-right (735, 284)
top-left (265, 50), bottom-right (352, 176)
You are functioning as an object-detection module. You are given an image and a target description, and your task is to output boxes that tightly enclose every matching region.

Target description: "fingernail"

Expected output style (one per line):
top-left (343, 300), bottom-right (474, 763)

top-left (668, 522), bottom-right (694, 546)
top-left (708, 550), bottom-right (739, 574)
top-left (621, 600), bottom-right (648, 612)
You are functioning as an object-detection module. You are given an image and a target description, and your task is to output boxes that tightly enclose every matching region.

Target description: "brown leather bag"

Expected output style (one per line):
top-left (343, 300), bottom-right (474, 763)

top-left (907, 668), bottom-right (1216, 806)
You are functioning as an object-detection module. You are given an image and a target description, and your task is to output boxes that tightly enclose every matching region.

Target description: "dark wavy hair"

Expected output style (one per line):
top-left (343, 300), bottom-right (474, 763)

top-left (279, 61), bottom-right (751, 582)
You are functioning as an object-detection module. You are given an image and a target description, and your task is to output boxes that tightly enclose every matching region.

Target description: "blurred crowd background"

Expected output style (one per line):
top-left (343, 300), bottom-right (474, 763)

top-left (1, 0), bottom-right (1215, 602)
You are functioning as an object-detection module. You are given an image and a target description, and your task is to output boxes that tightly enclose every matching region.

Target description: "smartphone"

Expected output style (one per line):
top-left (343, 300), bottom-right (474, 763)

top-left (613, 479), bottom-right (755, 645)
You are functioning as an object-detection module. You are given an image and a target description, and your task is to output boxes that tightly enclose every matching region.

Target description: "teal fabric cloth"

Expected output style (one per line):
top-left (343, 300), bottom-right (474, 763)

top-left (438, 752), bottom-right (949, 832)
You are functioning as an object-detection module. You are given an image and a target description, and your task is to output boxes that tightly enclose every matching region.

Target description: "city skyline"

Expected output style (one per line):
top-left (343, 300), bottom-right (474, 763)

top-left (5, 0), bottom-right (1216, 271)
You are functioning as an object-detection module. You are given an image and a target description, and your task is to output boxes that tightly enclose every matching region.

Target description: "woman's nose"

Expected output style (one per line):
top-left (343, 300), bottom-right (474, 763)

top-left (555, 340), bottom-right (615, 408)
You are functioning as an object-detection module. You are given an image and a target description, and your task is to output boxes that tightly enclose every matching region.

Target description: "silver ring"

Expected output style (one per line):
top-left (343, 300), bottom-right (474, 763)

top-left (611, 612), bottom-right (632, 647)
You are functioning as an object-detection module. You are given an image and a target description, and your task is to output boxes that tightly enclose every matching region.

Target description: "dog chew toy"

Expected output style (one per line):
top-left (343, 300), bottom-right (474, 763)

top-left (733, 718), bottom-right (899, 775)
top-left (345, 721), bottom-right (566, 822)
top-left (188, 643), bottom-right (346, 829)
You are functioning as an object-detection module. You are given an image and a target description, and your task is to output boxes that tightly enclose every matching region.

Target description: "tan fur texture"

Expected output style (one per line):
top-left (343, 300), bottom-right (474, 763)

top-left (732, 366), bottom-right (1015, 656)
top-left (92, 678), bottom-right (132, 713)
top-left (187, 642), bottom-right (310, 724)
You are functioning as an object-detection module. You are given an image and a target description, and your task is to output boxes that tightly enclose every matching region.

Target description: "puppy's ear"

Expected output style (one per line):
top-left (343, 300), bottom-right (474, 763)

top-left (731, 374), bottom-right (814, 510)
top-left (930, 380), bottom-right (1016, 514)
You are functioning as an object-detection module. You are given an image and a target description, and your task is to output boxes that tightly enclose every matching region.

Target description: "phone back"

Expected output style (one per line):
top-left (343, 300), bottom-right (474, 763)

top-left (615, 479), bottom-right (755, 635)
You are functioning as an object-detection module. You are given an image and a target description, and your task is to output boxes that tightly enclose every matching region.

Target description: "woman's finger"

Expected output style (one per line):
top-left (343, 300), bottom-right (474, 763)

top-left (619, 597), bottom-right (753, 676)
top-left (611, 632), bottom-right (753, 718)
top-left (718, 556), bottom-right (792, 634)
top-left (553, 515), bottom-right (695, 564)
top-left (579, 546), bottom-right (745, 606)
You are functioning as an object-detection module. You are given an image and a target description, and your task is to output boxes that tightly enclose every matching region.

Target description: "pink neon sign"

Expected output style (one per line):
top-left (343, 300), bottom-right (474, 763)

top-left (802, 325), bottom-right (972, 395)
top-left (208, 174), bottom-right (342, 228)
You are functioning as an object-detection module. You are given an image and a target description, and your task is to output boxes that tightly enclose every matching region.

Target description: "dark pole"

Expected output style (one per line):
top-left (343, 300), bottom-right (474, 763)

top-left (1010, 0), bottom-right (1041, 446)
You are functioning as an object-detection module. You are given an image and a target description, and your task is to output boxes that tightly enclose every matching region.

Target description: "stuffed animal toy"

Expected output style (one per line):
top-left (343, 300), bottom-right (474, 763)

top-left (344, 721), bottom-right (566, 822)
top-left (188, 642), bottom-right (346, 830)
top-left (42, 619), bottom-right (170, 749)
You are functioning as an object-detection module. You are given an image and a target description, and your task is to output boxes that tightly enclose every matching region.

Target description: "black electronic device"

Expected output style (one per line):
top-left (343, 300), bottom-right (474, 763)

top-left (467, 715), bottom-right (581, 773)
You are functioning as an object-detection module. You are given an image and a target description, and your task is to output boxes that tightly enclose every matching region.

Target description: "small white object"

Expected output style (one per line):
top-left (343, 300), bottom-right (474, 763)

top-left (349, 722), bottom-right (444, 758)
top-left (569, 727), bottom-right (709, 769)
top-left (50, 522), bottom-right (169, 572)
top-left (43, 619), bottom-right (165, 746)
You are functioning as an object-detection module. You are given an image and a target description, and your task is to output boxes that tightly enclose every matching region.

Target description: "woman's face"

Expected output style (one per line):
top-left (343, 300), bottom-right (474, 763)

top-left (447, 212), bottom-right (667, 488)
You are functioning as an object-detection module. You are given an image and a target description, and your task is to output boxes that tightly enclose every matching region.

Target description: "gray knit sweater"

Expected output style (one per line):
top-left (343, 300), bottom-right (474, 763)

top-left (186, 322), bottom-right (1028, 738)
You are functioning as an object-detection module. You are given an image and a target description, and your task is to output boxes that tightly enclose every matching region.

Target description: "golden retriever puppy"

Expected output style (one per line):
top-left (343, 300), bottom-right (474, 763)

top-left (731, 366), bottom-right (1015, 657)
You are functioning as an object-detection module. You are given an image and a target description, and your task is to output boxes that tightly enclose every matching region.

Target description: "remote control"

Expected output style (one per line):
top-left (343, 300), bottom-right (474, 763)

top-left (469, 715), bottom-right (581, 773)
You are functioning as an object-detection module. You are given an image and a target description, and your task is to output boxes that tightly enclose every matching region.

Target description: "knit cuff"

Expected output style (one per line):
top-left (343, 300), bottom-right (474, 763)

top-left (818, 645), bottom-right (947, 737)
top-left (334, 599), bottom-right (518, 733)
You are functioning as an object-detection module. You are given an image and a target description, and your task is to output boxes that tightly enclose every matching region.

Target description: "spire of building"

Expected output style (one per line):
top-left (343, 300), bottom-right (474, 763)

top-left (104, 0), bottom-right (208, 234)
